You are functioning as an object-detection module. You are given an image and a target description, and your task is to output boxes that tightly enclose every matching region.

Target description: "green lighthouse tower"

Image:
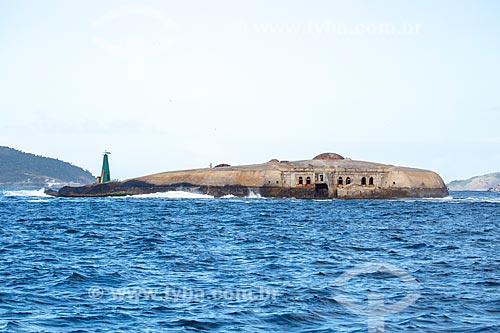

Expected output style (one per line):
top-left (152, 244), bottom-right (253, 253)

top-left (100, 151), bottom-right (111, 183)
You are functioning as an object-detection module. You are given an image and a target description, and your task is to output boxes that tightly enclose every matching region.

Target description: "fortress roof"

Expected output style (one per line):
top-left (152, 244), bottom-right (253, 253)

top-left (313, 152), bottom-right (345, 160)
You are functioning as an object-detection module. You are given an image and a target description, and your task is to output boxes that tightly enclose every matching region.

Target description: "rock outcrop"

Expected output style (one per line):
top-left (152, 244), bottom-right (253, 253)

top-left (48, 153), bottom-right (448, 199)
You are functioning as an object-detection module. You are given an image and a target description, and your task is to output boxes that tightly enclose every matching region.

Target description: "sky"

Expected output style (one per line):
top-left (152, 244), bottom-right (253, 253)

top-left (0, 0), bottom-right (499, 182)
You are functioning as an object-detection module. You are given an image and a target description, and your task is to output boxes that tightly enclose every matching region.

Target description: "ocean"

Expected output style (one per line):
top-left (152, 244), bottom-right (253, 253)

top-left (0, 189), bottom-right (499, 332)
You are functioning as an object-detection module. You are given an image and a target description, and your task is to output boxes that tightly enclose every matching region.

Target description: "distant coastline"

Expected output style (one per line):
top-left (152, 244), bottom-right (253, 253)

top-left (0, 146), bottom-right (95, 188)
top-left (447, 172), bottom-right (500, 192)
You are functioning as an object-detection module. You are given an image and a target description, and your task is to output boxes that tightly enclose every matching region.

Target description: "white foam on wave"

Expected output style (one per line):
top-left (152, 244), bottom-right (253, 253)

top-left (460, 196), bottom-right (500, 203)
top-left (430, 195), bottom-right (500, 203)
top-left (246, 190), bottom-right (262, 199)
top-left (402, 195), bottom-right (500, 204)
top-left (129, 191), bottom-right (265, 199)
top-left (2, 188), bottom-right (50, 198)
top-left (129, 191), bottom-right (214, 199)
top-left (416, 196), bottom-right (454, 202)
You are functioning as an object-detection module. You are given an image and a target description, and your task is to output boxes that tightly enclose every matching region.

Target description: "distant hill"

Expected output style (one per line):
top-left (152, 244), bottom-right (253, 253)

top-left (0, 146), bottom-right (95, 188)
top-left (447, 172), bottom-right (500, 191)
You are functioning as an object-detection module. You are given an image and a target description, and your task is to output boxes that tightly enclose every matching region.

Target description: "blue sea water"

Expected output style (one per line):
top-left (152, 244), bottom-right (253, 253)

top-left (0, 189), bottom-right (499, 332)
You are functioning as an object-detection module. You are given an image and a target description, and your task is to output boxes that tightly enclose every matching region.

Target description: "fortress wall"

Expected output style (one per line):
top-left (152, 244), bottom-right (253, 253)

top-left (381, 169), bottom-right (412, 188)
top-left (336, 186), bottom-right (378, 199)
top-left (383, 169), bottom-right (447, 189)
top-left (281, 172), bottom-right (293, 187)
top-left (334, 168), bottom-right (447, 199)
top-left (136, 168), bottom-right (284, 187)
top-left (331, 170), bottom-right (387, 189)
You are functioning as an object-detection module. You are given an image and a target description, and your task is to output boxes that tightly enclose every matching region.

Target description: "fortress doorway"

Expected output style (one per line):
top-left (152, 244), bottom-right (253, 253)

top-left (315, 183), bottom-right (329, 198)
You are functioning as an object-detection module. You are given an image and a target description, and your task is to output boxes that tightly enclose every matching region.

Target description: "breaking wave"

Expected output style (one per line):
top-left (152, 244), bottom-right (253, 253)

top-left (123, 190), bottom-right (265, 199)
top-left (129, 191), bottom-right (214, 199)
top-left (247, 190), bottom-right (262, 198)
top-left (2, 188), bottom-right (50, 198)
top-left (402, 195), bottom-right (500, 204)
top-left (453, 196), bottom-right (500, 203)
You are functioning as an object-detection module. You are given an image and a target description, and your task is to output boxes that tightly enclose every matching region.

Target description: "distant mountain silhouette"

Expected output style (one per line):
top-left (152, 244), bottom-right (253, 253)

top-left (447, 172), bottom-right (500, 191)
top-left (0, 146), bottom-right (95, 187)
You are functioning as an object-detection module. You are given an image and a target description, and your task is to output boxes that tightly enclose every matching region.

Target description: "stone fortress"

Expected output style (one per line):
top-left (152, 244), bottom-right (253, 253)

top-left (48, 152), bottom-right (449, 199)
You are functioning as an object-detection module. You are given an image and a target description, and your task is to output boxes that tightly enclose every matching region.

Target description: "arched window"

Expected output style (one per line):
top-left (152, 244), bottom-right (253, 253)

top-left (346, 177), bottom-right (351, 185)
top-left (369, 177), bottom-right (374, 186)
top-left (298, 176), bottom-right (303, 185)
top-left (338, 177), bottom-right (343, 185)
top-left (320, 174), bottom-right (324, 182)
top-left (361, 177), bottom-right (366, 186)
top-left (306, 176), bottom-right (311, 185)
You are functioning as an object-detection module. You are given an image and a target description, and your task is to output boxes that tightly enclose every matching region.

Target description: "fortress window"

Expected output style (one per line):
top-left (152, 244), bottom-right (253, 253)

top-left (338, 177), bottom-right (343, 185)
top-left (369, 177), bottom-right (374, 185)
top-left (346, 177), bottom-right (351, 185)
top-left (320, 175), bottom-right (324, 182)
top-left (306, 176), bottom-right (311, 185)
top-left (276, 180), bottom-right (279, 184)
top-left (298, 176), bottom-right (303, 185)
top-left (361, 177), bottom-right (366, 186)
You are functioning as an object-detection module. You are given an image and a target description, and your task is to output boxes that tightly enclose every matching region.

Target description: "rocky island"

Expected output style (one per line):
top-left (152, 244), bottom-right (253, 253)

top-left (47, 153), bottom-right (448, 199)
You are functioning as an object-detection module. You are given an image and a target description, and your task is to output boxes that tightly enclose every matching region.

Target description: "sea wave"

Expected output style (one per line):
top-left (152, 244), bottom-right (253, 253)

top-left (129, 191), bottom-right (214, 199)
top-left (455, 197), bottom-right (500, 203)
top-left (123, 191), bottom-right (264, 199)
top-left (402, 195), bottom-right (500, 204)
top-left (247, 190), bottom-right (262, 198)
top-left (0, 189), bottom-right (499, 332)
top-left (2, 188), bottom-right (50, 198)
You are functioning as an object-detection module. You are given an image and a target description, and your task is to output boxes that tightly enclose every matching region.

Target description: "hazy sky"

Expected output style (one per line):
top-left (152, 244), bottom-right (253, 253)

top-left (1, 0), bottom-right (499, 182)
